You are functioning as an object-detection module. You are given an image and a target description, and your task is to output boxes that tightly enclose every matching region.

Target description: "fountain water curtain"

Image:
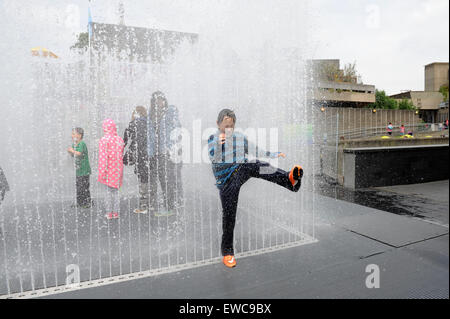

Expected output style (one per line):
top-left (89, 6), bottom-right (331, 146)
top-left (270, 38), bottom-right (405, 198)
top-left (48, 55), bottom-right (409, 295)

top-left (0, 0), bottom-right (319, 298)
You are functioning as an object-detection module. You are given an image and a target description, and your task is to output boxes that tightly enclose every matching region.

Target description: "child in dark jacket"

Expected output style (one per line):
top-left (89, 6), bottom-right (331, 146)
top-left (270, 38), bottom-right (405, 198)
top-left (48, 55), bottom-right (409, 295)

top-left (123, 106), bottom-right (149, 214)
top-left (208, 109), bottom-right (303, 268)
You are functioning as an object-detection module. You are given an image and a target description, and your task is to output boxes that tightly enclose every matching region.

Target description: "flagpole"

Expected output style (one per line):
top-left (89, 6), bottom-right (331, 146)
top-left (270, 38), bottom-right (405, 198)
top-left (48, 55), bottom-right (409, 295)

top-left (88, 0), bottom-right (92, 67)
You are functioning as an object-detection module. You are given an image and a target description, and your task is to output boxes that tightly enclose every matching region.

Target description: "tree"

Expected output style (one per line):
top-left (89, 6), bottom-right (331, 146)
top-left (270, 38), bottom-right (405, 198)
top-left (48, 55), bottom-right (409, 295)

top-left (369, 90), bottom-right (398, 109)
top-left (316, 61), bottom-right (361, 83)
top-left (71, 32), bottom-right (89, 54)
top-left (439, 84), bottom-right (449, 102)
top-left (342, 62), bottom-right (359, 83)
top-left (317, 61), bottom-right (342, 82)
top-left (398, 99), bottom-right (415, 110)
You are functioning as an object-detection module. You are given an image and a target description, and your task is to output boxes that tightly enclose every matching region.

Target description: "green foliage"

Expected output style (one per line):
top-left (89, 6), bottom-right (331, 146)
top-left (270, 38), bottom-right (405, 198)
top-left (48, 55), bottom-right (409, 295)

top-left (398, 99), bottom-right (415, 110)
top-left (439, 84), bottom-right (449, 102)
top-left (369, 90), bottom-right (398, 109)
top-left (316, 61), bottom-right (360, 83)
top-left (342, 62), bottom-right (359, 83)
top-left (317, 62), bottom-right (342, 82)
top-left (70, 32), bottom-right (89, 53)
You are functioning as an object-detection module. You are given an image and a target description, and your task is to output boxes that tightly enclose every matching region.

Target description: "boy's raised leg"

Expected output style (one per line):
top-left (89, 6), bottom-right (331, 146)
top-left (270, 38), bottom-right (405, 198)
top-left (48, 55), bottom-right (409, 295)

top-left (243, 161), bottom-right (303, 192)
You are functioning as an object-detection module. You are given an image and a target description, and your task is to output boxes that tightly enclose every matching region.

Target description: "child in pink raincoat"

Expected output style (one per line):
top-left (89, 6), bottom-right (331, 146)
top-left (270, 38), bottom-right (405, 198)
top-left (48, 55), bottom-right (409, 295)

top-left (98, 119), bottom-right (125, 219)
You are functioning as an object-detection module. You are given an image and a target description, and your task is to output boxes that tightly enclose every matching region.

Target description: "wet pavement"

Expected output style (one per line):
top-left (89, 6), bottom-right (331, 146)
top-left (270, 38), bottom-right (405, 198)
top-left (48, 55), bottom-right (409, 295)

top-left (315, 177), bottom-right (449, 227)
top-left (1, 176), bottom-right (448, 299)
top-left (39, 189), bottom-right (449, 299)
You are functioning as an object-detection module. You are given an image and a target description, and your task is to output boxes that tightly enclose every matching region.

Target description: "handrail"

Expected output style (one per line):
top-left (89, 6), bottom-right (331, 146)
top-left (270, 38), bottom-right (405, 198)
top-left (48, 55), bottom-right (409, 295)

top-left (322, 123), bottom-right (437, 141)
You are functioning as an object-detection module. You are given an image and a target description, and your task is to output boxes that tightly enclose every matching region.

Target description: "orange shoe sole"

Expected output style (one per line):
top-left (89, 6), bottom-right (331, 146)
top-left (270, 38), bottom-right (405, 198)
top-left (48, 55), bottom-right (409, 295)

top-left (289, 165), bottom-right (303, 186)
top-left (223, 255), bottom-right (237, 268)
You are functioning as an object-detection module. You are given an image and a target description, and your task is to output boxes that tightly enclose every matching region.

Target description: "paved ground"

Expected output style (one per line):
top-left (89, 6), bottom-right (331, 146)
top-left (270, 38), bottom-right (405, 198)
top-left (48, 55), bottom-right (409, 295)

top-left (375, 180), bottom-right (449, 206)
top-left (375, 180), bottom-right (449, 226)
top-left (317, 178), bottom-right (449, 227)
top-left (1, 179), bottom-right (448, 299)
top-left (42, 187), bottom-right (449, 299)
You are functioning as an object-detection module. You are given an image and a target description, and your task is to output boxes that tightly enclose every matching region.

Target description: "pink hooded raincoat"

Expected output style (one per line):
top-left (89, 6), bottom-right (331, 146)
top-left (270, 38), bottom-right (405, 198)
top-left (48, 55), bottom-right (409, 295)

top-left (98, 119), bottom-right (125, 189)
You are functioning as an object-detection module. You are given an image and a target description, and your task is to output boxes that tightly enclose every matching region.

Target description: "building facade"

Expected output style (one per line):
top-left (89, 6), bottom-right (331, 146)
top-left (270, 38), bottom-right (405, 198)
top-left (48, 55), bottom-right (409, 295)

top-left (390, 62), bottom-right (448, 123)
top-left (308, 59), bottom-right (376, 108)
top-left (425, 62), bottom-right (449, 92)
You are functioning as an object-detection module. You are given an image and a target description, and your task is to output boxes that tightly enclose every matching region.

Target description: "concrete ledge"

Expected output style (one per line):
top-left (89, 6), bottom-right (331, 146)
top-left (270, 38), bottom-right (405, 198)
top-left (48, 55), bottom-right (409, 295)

top-left (344, 144), bottom-right (449, 154)
top-left (343, 144), bottom-right (449, 189)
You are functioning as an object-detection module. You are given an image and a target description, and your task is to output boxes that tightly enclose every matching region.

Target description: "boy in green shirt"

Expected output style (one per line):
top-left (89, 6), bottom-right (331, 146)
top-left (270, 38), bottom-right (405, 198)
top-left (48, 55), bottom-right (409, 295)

top-left (68, 127), bottom-right (92, 208)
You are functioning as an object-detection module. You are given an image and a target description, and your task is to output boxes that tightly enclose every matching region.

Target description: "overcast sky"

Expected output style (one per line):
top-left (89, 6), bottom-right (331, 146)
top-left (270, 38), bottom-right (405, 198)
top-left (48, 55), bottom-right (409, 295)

top-left (1, 0), bottom-right (448, 95)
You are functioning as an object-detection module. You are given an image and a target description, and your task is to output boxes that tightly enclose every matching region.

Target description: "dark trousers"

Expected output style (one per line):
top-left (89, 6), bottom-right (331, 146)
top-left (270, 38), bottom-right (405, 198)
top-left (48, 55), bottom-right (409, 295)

top-left (76, 175), bottom-right (91, 206)
top-left (219, 161), bottom-right (301, 256)
top-left (149, 154), bottom-right (183, 210)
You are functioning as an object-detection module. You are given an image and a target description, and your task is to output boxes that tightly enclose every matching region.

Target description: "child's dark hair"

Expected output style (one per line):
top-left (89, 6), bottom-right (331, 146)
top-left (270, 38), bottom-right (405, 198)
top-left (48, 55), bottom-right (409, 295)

top-left (73, 127), bottom-right (84, 139)
top-left (150, 91), bottom-right (168, 109)
top-left (217, 109), bottom-right (236, 124)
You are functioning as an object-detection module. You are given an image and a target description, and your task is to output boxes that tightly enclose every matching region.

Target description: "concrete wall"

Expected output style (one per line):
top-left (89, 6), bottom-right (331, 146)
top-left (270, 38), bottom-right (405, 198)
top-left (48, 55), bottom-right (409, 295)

top-left (321, 136), bottom-right (449, 184)
top-left (311, 81), bottom-right (375, 104)
top-left (343, 145), bottom-right (449, 189)
top-left (409, 91), bottom-right (444, 110)
top-left (425, 63), bottom-right (449, 92)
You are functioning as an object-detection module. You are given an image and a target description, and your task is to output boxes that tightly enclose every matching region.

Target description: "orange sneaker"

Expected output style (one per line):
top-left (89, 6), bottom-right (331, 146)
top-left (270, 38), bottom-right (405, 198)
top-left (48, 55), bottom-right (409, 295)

top-left (223, 255), bottom-right (237, 268)
top-left (289, 165), bottom-right (303, 186)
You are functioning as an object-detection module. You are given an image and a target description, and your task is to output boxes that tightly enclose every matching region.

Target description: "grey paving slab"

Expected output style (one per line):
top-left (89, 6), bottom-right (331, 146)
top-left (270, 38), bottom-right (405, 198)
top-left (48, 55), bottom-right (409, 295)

top-left (0, 189), bottom-right (312, 297)
top-left (375, 180), bottom-right (449, 204)
top-left (337, 210), bottom-right (448, 248)
top-left (39, 229), bottom-right (448, 299)
top-left (40, 222), bottom-right (392, 299)
top-left (2, 186), bottom-right (448, 299)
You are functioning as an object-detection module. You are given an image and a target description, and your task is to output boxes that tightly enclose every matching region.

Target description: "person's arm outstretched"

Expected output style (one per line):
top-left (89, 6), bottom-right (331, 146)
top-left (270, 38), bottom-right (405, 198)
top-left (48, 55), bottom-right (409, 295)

top-left (244, 136), bottom-right (286, 159)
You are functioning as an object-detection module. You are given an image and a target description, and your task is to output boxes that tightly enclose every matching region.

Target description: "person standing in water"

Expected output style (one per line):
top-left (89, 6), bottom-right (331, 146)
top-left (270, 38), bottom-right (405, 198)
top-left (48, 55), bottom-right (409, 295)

top-left (68, 127), bottom-right (92, 209)
top-left (147, 91), bottom-right (183, 217)
top-left (98, 119), bottom-right (125, 220)
top-left (208, 109), bottom-right (303, 268)
top-left (123, 106), bottom-right (150, 214)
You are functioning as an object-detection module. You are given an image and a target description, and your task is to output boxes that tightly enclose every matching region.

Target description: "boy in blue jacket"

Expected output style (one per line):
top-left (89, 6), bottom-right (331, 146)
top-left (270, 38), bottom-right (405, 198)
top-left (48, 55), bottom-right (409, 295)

top-left (208, 109), bottom-right (303, 268)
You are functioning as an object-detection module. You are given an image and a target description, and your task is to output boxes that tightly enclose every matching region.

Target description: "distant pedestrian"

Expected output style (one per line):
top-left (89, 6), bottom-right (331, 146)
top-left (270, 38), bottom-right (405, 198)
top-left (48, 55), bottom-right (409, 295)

top-left (67, 127), bottom-right (92, 209)
top-left (98, 119), bottom-right (125, 220)
top-left (444, 119), bottom-right (449, 130)
top-left (400, 124), bottom-right (405, 136)
top-left (387, 122), bottom-right (393, 136)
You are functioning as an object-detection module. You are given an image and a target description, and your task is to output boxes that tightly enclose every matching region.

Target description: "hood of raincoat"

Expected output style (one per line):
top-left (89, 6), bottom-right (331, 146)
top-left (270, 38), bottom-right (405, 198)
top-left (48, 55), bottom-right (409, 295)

top-left (103, 119), bottom-right (118, 135)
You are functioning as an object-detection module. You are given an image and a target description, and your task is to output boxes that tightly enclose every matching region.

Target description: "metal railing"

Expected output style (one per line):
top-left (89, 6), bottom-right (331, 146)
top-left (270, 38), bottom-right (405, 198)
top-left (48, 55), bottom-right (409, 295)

top-left (323, 123), bottom-right (438, 141)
